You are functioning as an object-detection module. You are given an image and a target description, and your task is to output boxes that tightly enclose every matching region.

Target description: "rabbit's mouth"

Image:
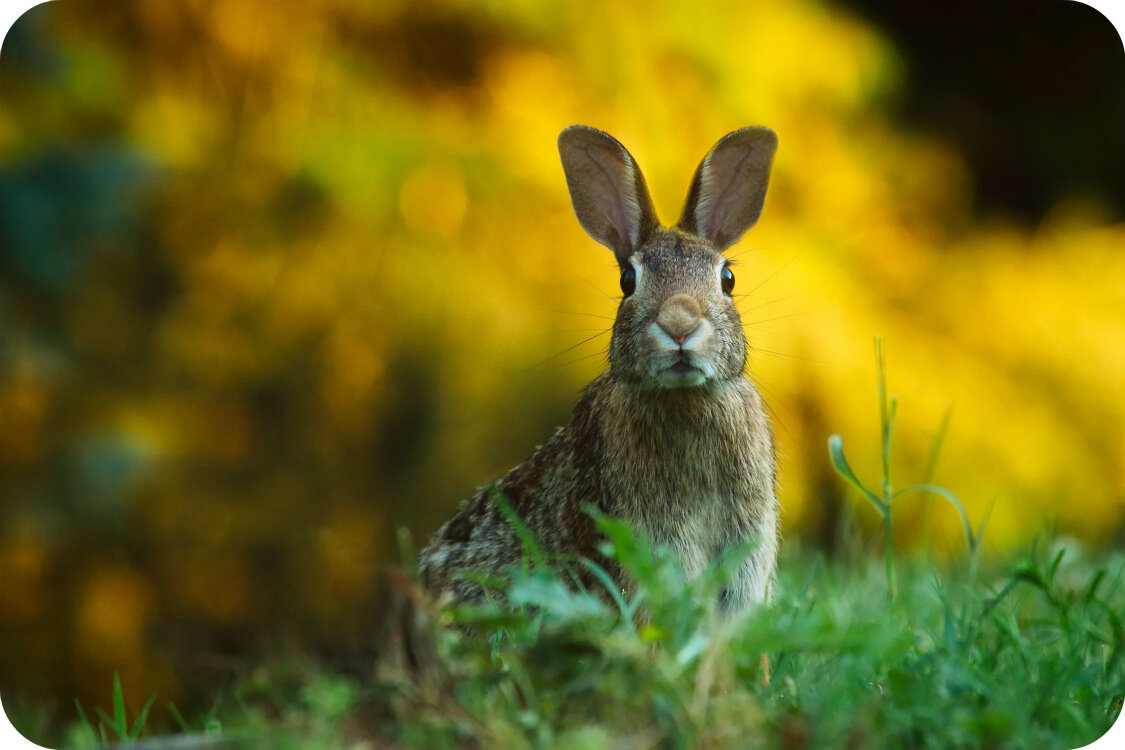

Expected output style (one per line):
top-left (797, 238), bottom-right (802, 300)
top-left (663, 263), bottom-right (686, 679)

top-left (656, 357), bottom-right (709, 388)
top-left (669, 360), bottom-right (696, 375)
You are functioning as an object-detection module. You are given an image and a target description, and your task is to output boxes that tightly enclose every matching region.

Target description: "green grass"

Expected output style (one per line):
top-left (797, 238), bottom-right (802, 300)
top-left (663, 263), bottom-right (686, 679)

top-left (828, 336), bottom-right (993, 602)
top-left (58, 343), bottom-right (1124, 749)
top-left (61, 533), bottom-right (1124, 749)
top-left (404, 540), bottom-right (1123, 750)
top-left (72, 673), bottom-right (154, 746)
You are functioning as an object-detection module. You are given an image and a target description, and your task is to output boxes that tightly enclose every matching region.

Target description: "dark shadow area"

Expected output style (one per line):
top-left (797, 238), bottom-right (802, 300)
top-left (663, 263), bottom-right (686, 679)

top-left (836, 0), bottom-right (1125, 223)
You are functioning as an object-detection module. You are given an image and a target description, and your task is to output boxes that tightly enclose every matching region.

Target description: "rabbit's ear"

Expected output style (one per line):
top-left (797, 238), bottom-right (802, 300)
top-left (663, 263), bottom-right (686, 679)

top-left (677, 127), bottom-right (778, 252)
top-left (558, 126), bottom-right (660, 262)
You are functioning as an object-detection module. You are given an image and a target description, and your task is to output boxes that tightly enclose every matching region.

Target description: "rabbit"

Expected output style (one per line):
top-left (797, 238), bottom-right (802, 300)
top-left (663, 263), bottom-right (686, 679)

top-left (418, 125), bottom-right (780, 617)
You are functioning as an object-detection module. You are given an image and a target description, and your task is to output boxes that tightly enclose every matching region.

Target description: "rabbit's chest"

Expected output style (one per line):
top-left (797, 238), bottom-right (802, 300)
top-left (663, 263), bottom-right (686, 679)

top-left (609, 443), bottom-right (766, 576)
top-left (658, 490), bottom-right (740, 577)
top-left (592, 376), bottom-right (776, 574)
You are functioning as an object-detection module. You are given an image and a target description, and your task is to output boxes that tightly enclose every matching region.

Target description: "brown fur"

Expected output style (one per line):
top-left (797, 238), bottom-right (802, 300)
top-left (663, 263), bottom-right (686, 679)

top-left (419, 126), bottom-right (780, 616)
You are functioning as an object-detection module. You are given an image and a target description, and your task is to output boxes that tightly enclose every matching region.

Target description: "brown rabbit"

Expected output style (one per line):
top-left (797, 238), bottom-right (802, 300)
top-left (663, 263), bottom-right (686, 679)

top-left (419, 125), bottom-right (780, 616)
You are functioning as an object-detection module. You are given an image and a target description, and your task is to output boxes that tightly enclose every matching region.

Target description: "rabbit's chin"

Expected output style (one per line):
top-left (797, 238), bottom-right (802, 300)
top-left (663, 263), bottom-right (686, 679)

top-left (653, 359), bottom-right (714, 389)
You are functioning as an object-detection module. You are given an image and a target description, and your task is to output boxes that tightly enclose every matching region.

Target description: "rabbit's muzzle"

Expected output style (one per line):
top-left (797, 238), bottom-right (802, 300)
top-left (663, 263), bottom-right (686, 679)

top-left (656, 294), bottom-right (704, 344)
top-left (649, 294), bottom-right (716, 387)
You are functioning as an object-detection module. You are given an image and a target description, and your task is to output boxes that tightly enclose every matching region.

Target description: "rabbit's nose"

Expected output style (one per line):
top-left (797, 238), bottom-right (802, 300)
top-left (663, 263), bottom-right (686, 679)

top-left (657, 295), bottom-right (704, 346)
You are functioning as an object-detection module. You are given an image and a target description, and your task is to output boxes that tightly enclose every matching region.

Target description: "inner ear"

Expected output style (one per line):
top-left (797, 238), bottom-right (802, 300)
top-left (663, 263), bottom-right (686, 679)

top-left (677, 127), bottom-right (778, 252)
top-left (558, 126), bottom-right (660, 262)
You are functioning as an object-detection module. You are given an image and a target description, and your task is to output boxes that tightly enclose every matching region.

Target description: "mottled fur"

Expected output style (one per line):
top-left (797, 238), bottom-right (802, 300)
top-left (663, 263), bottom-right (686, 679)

top-left (419, 126), bottom-right (780, 616)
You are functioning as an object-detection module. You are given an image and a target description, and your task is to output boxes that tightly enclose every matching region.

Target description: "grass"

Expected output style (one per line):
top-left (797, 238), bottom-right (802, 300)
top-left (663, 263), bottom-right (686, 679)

top-left (72, 673), bottom-right (154, 746)
top-left (56, 342), bottom-right (1125, 749)
top-left (828, 336), bottom-right (993, 601)
top-left (376, 519), bottom-right (1124, 749)
top-left (60, 535), bottom-right (1124, 749)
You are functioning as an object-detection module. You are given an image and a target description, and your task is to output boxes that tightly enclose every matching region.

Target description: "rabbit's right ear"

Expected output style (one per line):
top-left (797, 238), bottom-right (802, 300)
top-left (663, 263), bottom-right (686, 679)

top-left (558, 126), bottom-right (660, 263)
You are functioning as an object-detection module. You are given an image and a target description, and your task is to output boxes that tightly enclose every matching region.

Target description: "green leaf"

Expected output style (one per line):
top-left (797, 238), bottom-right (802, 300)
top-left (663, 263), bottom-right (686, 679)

top-left (112, 672), bottom-right (126, 736)
top-left (1092, 599), bottom-right (1124, 674)
top-left (94, 709), bottom-right (119, 740)
top-left (578, 557), bottom-right (634, 625)
top-left (1084, 569), bottom-right (1106, 604)
top-left (875, 335), bottom-right (894, 484)
top-left (444, 606), bottom-right (527, 630)
top-left (975, 497), bottom-right (996, 551)
top-left (452, 568), bottom-right (510, 594)
top-left (674, 630), bottom-right (708, 667)
top-left (893, 483), bottom-right (974, 551)
top-left (508, 572), bottom-right (606, 621)
top-left (1048, 548), bottom-right (1066, 583)
top-left (167, 702), bottom-right (189, 733)
top-left (1012, 560), bottom-right (1046, 589)
top-left (73, 699), bottom-right (99, 746)
top-left (128, 693), bottom-right (156, 739)
top-left (585, 504), bottom-right (659, 581)
top-left (943, 596), bottom-right (957, 650)
top-left (923, 406), bottom-right (954, 484)
top-left (828, 435), bottom-right (885, 513)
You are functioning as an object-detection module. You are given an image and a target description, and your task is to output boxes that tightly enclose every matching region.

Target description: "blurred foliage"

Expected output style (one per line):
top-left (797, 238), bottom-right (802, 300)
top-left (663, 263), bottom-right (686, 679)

top-left (0, 0), bottom-right (1123, 742)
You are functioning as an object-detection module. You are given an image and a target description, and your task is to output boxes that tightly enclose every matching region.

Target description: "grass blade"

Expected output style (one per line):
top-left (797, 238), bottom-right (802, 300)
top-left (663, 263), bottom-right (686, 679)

top-left (128, 693), bottom-right (156, 739)
top-left (112, 672), bottom-right (126, 737)
top-left (893, 483), bottom-right (974, 551)
top-left (923, 406), bottom-right (954, 483)
top-left (578, 557), bottom-right (634, 626)
top-left (73, 699), bottom-right (98, 746)
top-left (828, 435), bottom-right (885, 513)
top-left (875, 336), bottom-right (892, 489)
top-left (167, 701), bottom-right (189, 733)
top-left (489, 485), bottom-right (548, 570)
top-left (94, 709), bottom-right (118, 740)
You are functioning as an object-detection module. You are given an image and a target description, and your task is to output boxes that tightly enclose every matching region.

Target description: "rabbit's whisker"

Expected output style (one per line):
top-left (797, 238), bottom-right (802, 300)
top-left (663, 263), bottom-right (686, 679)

top-left (543, 348), bottom-right (611, 371)
top-left (738, 251), bottom-right (804, 301)
top-left (519, 329), bottom-right (611, 372)
top-left (733, 292), bottom-right (803, 310)
top-left (744, 325), bottom-right (787, 336)
top-left (565, 268), bottom-right (618, 302)
top-left (551, 310), bottom-right (616, 321)
top-left (725, 245), bottom-right (763, 261)
top-left (745, 372), bottom-right (795, 441)
top-left (745, 310), bottom-right (808, 326)
top-left (748, 345), bottom-right (826, 364)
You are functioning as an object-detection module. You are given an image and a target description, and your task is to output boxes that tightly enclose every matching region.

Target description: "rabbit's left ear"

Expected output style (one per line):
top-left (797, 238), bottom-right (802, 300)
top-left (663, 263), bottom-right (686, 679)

top-left (677, 127), bottom-right (778, 251)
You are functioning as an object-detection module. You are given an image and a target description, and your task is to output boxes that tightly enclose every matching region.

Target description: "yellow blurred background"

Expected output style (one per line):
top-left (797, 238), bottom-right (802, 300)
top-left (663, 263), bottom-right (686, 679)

top-left (0, 0), bottom-right (1122, 739)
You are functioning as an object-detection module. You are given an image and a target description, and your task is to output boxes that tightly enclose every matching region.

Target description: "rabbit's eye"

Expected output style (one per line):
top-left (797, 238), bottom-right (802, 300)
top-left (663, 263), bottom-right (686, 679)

top-left (721, 265), bottom-right (735, 295)
top-left (620, 266), bottom-right (637, 297)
